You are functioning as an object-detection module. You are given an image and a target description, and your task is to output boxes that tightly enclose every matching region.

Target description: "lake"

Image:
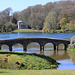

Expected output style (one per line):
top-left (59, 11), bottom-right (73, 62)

top-left (0, 32), bottom-right (75, 70)
top-left (0, 32), bottom-right (75, 40)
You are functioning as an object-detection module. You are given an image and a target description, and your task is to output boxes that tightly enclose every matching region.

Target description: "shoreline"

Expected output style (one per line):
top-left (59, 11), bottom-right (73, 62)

top-left (0, 29), bottom-right (75, 33)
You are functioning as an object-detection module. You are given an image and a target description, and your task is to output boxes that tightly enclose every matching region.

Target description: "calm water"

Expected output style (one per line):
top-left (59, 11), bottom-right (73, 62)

top-left (0, 32), bottom-right (75, 40)
top-left (0, 32), bottom-right (75, 70)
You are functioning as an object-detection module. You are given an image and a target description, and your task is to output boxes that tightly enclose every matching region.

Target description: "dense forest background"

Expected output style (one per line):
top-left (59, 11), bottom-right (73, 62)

top-left (0, 0), bottom-right (75, 33)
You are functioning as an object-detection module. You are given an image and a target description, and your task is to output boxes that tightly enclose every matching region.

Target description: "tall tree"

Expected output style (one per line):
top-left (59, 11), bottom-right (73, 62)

top-left (11, 16), bottom-right (18, 24)
top-left (59, 17), bottom-right (68, 29)
top-left (2, 7), bottom-right (12, 21)
top-left (43, 12), bottom-right (57, 32)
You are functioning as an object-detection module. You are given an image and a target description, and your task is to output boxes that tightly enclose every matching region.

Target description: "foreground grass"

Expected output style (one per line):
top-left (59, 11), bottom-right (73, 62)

top-left (0, 69), bottom-right (75, 75)
top-left (12, 29), bottom-right (34, 32)
top-left (0, 50), bottom-right (58, 70)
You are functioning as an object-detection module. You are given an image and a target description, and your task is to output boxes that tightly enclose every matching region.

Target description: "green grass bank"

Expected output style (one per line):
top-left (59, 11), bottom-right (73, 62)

top-left (0, 69), bottom-right (75, 75)
top-left (12, 29), bottom-right (42, 33)
top-left (0, 50), bottom-right (59, 70)
top-left (12, 29), bottom-right (34, 33)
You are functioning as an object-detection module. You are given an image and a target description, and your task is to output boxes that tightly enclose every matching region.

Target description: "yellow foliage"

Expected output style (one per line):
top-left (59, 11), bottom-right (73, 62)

top-left (42, 28), bottom-right (45, 32)
top-left (59, 17), bottom-right (68, 29)
top-left (51, 29), bottom-right (53, 33)
top-left (61, 29), bottom-right (63, 32)
top-left (45, 28), bottom-right (50, 33)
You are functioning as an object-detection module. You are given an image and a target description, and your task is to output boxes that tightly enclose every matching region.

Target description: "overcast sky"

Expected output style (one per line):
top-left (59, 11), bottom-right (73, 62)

top-left (0, 0), bottom-right (60, 12)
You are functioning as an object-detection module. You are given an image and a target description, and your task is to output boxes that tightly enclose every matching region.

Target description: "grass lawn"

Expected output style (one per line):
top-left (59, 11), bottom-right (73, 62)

top-left (0, 69), bottom-right (75, 75)
top-left (12, 29), bottom-right (34, 33)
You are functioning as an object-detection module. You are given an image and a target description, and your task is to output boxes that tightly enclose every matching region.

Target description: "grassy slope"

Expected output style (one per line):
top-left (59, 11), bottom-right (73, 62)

top-left (0, 51), bottom-right (75, 75)
top-left (0, 69), bottom-right (75, 75)
top-left (12, 29), bottom-right (34, 32)
top-left (0, 50), bottom-right (58, 70)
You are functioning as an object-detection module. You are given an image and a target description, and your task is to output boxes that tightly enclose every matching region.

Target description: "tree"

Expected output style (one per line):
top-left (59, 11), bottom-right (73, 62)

top-left (43, 12), bottom-right (57, 32)
top-left (59, 17), bottom-right (68, 29)
top-left (0, 13), bottom-right (6, 32)
top-left (29, 12), bottom-right (44, 30)
top-left (2, 7), bottom-right (12, 21)
top-left (11, 17), bottom-right (18, 24)
top-left (65, 21), bottom-right (75, 30)
top-left (5, 21), bottom-right (17, 32)
top-left (0, 8), bottom-right (12, 32)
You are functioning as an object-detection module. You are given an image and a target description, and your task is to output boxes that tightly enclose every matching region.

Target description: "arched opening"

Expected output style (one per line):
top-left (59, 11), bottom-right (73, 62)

top-left (27, 42), bottom-right (40, 54)
top-left (58, 43), bottom-right (65, 50)
top-left (12, 43), bottom-right (23, 52)
top-left (1, 44), bottom-right (9, 51)
top-left (44, 43), bottom-right (54, 51)
top-left (44, 43), bottom-right (54, 55)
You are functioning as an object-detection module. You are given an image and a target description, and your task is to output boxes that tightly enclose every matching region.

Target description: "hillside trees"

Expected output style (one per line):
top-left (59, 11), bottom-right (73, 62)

top-left (0, 8), bottom-right (17, 32)
top-left (65, 21), bottom-right (75, 31)
top-left (1, 1), bottom-right (75, 33)
top-left (59, 18), bottom-right (68, 30)
top-left (20, 7), bottom-right (32, 24)
top-left (29, 12), bottom-right (45, 29)
top-left (0, 8), bottom-right (12, 32)
top-left (11, 16), bottom-right (18, 24)
top-left (43, 12), bottom-right (57, 32)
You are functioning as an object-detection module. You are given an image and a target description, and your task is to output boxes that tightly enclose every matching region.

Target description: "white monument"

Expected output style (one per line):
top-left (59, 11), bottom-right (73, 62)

top-left (17, 21), bottom-right (28, 29)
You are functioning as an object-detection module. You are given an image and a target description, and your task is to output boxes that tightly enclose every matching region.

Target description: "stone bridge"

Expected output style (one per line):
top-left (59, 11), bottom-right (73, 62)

top-left (0, 37), bottom-right (70, 52)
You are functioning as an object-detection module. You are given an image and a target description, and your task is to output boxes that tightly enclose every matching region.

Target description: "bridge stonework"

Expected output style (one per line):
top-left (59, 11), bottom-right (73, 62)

top-left (0, 37), bottom-right (70, 52)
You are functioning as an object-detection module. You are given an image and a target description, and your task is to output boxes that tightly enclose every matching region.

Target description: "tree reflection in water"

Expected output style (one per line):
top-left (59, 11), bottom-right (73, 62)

top-left (69, 52), bottom-right (75, 64)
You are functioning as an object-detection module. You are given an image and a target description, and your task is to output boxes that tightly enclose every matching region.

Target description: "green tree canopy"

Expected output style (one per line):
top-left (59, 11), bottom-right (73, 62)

top-left (59, 17), bottom-right (68, 29)
top-left (43, 11), bottom-right (57, 32)
top-left (65, 21), bottom-right (75, 30)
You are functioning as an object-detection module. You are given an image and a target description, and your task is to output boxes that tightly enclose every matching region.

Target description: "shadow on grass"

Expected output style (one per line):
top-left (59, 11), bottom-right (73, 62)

top-left (0, 72), bottom-right (9, 73)
top-left (0, 51), bottom-right (25, 55)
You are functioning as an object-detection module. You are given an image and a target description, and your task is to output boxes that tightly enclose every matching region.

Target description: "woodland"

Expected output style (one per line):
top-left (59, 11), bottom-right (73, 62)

top-left (0, 0), bottom-right (75, 33)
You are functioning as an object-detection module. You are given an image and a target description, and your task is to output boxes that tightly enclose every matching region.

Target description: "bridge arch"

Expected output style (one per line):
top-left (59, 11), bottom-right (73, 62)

top-left (58, 43), bottom-right (65, 50)
top-left (12, 42), bottom-right (23, 46)
top-left (27, 42), bottom-right (40, 52)
top-left (44, 43), bottom-right (54, 51)
top-left (12, 43), bottom-right (23, 52)
top-left (1, 44), bottom-right (9, 51)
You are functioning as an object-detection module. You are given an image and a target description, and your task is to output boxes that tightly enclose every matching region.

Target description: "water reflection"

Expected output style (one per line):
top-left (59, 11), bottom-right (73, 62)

top-left (58, 43), bottom-right (64, 50)
top-left (69, 52), bottom-right (75, 64)
top-left (49, 51), bottom-right (70, 60)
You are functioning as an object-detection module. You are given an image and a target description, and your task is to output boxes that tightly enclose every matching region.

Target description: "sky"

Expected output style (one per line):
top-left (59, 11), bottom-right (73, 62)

top-left (0, 0), bottom-right (60, 12)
